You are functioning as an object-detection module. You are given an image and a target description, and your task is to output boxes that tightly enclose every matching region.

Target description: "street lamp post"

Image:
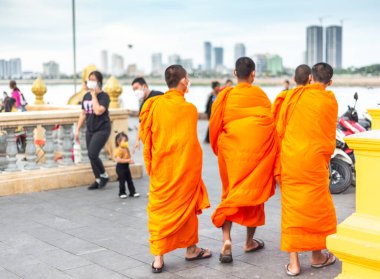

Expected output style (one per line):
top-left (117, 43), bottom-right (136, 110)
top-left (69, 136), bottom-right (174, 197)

top-left (72, 0), bottom-right (77, 93)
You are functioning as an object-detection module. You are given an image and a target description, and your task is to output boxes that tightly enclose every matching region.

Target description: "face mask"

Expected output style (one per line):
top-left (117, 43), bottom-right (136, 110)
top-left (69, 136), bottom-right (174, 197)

top-left (87, 80), bottom-right (98, 90)
top-left (134, 89), bottom-right (145, 102)
top-left (120, 141), bottom-right (129, 148)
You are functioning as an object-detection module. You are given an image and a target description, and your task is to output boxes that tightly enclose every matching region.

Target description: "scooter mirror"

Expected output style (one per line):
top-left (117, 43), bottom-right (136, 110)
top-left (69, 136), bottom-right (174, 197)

top-left (354, 92), bottom-right (358, 101)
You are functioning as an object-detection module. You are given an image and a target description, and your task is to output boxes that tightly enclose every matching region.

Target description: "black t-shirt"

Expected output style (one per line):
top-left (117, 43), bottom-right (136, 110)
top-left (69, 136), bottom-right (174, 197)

top-left (139, 90), bottom-right (164, 113)
top-left (81, 91), bottom-right (111, 133)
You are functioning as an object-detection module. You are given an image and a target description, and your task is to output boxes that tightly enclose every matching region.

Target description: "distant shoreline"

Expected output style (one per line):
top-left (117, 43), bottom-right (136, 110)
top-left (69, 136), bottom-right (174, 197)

top-left (0, 76), bottom-right (379, 87)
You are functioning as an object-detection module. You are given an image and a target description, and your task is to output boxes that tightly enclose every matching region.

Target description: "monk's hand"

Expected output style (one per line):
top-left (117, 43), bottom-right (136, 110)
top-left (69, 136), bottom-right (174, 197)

top-left (132, 139), bottom-right (140, 154)
top-left (129, 158), bottom-right (135, 164)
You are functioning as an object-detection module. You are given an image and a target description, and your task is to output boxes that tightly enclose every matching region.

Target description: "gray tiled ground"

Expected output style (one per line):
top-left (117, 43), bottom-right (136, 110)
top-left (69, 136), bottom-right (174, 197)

top-left (0, 118), bottom-right (355, 278)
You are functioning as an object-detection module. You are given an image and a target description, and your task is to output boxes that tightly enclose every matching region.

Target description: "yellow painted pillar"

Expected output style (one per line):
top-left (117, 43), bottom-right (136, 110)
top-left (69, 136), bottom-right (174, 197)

top-left (367, 108), bottom-right (380, 130)
top-left (104, 76), bottom-right (123, 109)
top-left (31, 77), bottom-right (47, 105)
top-left (327, 130), bottom-right (380, 279)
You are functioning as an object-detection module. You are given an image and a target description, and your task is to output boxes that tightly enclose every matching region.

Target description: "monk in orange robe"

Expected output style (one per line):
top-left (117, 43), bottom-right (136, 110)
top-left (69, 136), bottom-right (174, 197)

top-left (210, 57), bottom-right (278, 263)
top-left (272, 65), bottom-right (312, 125)
top-left (139, 65), bottom-right (211, 273)
top-left (277, 63), bottom-right (338, 276)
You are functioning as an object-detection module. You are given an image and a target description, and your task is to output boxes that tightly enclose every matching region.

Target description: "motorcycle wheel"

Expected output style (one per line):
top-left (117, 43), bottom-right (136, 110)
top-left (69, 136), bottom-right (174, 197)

top-left (329, 158), bottom-right (352, 194)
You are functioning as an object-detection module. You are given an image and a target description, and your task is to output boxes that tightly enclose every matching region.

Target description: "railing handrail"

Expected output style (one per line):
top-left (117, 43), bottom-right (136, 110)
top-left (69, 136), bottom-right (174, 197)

top-left (0, 108), bottom-right (129, 128)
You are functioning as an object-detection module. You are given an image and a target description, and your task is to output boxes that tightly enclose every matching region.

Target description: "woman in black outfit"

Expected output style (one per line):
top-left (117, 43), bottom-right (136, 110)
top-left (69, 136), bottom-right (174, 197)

top-left (75, 71), bottom-right (111, 190)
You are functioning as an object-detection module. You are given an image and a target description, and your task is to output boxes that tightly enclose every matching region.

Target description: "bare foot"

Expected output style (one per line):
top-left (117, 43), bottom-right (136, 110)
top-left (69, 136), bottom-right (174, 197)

top-left (244, 238), bottom-right (258, 251)
top-left (186, 246), bottom-right (211, 259)
top-left (287, 263), bottom-right (301, 275)
top-left (153, 255), bottom-right (164, 269)
top-left (311, 252), bottom-right (336, 268)
top-left (221, 240), bottom-right (232, 255)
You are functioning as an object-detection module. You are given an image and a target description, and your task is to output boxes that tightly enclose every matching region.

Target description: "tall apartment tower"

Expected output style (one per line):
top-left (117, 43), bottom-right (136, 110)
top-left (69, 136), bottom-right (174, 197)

top-left (326, 25), bottom-right (343, 69)
top-left (306, 25), bottom-right (323, 66)
top-left (204, 42), bottom-right (212, 72)
top-left (234, 43), bottom-right (246, 61)
top-left (214, 47), bottom-right (224, 71)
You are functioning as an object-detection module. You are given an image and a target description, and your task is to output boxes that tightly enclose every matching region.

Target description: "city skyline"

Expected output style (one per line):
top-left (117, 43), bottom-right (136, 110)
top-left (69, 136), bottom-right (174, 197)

top-left (1, 0), bottom-right (379, 75)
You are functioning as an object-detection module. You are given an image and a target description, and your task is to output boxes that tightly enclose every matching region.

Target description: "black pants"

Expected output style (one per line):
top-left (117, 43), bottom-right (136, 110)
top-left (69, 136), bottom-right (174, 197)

top-left (204, 126), bottom-right (210, 143)
top-left (116, 163), bottom-right (136, 195)
top-left (86, 129), bottom-right (110, 178)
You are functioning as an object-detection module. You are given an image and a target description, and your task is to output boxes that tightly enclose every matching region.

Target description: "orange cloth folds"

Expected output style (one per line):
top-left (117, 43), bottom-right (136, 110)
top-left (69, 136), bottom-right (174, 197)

top-left (210, 83), bottom-right (278, 228)
top-left (278, 83), bottom-right (338, 252)
top-left (139, 89), bottom-right (210, 255)
top-left (271, 89), bottom-right (289, 125)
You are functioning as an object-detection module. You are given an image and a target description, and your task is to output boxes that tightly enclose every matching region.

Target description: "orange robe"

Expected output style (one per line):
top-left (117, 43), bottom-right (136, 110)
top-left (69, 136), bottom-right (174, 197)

top-left (277, 83), bottom-right (338, 252)
top-left (210, 83), bottom-right (278, 228)
top-left (139, 89), bottom-right (210, 255)
top-left (271, 89), bottom-right (289, 125)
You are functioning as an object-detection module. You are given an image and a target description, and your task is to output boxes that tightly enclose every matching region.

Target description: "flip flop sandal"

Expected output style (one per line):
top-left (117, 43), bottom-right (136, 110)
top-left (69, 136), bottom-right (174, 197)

top-left (311, 252), bottom-right (336, 268)
top-left (245, 238), bottom-right (265, 253)
top-left (285, 264), bottom-right (300, 277)
top-left (219, 252), bottom-right (233, 263)
top-left (151, 261), bottom-right (164, 273)
top-left (185, 248), bottom-right (212, 261)
top-left (219, 241), bottom-right (233, 263)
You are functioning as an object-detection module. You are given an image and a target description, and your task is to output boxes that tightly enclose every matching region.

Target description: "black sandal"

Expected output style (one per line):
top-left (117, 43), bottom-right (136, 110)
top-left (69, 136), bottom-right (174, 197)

top-left (219, 241), bottom-right (233, 263)
top-left (185, 248), bottom-right (212, 261)
top-left (219, 252), bottom-right (233, 263)
top-left (245, 238), bottom-right (265, 253)
top-left (151, 261), bottom-right (164, 273)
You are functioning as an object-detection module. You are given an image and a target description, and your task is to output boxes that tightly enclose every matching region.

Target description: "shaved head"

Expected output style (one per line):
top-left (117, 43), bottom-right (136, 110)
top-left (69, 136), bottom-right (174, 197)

top-left (294, 64), bottom-right (311, 85)
top-left (312, 63), bottom-right (333, 84)
top-left (165, 65), bottom-right (187, 88)
top-left (235, 57), bottom-right (255, 79)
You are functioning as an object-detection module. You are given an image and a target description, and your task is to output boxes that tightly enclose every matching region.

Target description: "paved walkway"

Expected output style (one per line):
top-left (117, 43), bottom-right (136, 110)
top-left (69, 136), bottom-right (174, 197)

top-left (0, 118), bottom-right (355, 278)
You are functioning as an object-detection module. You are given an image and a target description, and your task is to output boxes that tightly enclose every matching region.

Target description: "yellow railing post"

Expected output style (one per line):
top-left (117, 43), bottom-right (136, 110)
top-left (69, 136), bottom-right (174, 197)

top-left (327, 130), bottom-right (380, 278)
top-left (104, 76), bottom-right (123, 109)
top-left (367, 108), bottom-right (380, 130)
top-left (31, 77), bottom-right (47, 105)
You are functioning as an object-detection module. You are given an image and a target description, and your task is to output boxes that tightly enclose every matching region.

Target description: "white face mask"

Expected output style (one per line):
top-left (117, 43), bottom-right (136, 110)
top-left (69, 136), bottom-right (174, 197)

top-left (87, 80), bottom-right (98, 90)
top-left (134, 89), bottom-right (145, 102)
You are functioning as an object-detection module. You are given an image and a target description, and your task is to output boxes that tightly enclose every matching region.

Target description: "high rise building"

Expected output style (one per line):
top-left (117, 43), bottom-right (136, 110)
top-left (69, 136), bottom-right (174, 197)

top-left (306, 25), bottom-right (323, 66)
top-left (214, 47), bottom-right (224, 72)
top-left (181, 58), bottom-right (193, 73)
top-left (9, 58), bottom-right (22, 78)
top-left (101, 50), bottom-right (108, 74)
top-left (204, 42), bottom-right (212, 72)
top-left (234, 43), bottom-right (246, 61)
top-left (326, 25), bottom-right (343, 69)
top-left (151, 53), bottom-right (163, 76)
top-left (168, 54), bottom-right (181, 65)
top-left (267, 55), bottom-right (283, 76)
top-left (252, 54), bottom-right (268, 76)
top-left (43, 61), bottom-right (60, 79)
top-left (111, 54), bottom-right (124, 76)
top-left (0, 60), bottom-right (8, 79)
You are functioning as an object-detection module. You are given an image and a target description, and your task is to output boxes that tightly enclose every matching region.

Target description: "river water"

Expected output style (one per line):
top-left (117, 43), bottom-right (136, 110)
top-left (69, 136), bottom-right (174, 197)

top-left (4, 84), bottom-right (380, 117)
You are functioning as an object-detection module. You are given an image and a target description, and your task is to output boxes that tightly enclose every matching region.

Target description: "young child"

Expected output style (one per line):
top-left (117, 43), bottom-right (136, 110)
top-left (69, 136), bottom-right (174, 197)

top-left (114, 132), bottom-right (140, 199)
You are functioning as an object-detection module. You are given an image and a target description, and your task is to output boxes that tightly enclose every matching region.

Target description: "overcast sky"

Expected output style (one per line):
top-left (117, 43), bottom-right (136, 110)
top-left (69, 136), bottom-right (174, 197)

top-left (1, 0), bottom-right (379, 74)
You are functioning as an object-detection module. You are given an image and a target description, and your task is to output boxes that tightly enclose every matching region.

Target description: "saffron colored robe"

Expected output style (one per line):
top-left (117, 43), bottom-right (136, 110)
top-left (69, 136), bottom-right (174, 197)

top-left (139, 89), bottom-right (210, 255)
top-left (271, 89), bottom-right (289, 125)
top-left (210, 83), bottom-right (278, 228)
top-left (277, 83), bottom-right (338, 252)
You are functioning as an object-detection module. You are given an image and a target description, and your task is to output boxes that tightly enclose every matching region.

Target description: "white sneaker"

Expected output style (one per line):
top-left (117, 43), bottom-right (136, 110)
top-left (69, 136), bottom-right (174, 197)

top-left (132, 193), bottom-right (140, 198)
top-left (119, 194), bottom-right (127, 199)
